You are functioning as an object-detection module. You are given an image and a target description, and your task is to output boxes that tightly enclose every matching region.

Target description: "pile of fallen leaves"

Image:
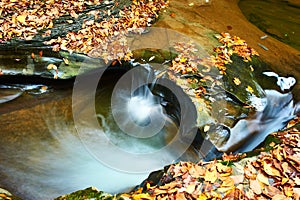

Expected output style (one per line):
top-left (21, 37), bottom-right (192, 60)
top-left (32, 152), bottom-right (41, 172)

top-left (122, 120), bottom-right (300, 200)
top-left (45, 0), bottom-right (169, 60)
top-left (0, 0), bottom-right (102, 41)
top-left (0, 0), bottom-right (169, 62)
top-left (168, 32), bottom-right (259, 99)
top-left (212, 32), bottom-right (259, 75)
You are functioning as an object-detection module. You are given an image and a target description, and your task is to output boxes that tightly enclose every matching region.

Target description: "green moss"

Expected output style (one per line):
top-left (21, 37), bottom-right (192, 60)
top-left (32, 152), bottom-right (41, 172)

top-left (54, 187), bottom-right (124, 200)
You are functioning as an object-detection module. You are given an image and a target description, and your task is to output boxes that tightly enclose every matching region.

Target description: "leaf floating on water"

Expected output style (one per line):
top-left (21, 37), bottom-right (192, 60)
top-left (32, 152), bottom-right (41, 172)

top-left (258, 43), bottom-right (269, 51)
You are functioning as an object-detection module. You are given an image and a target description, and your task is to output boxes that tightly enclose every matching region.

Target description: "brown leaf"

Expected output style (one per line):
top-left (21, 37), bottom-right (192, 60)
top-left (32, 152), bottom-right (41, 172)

top-left (189, 165), bottom-right (206, 178)
top-left (175, 192), bottom-right (187, 200)
top-left (244, 162), bottom-right (257, 179)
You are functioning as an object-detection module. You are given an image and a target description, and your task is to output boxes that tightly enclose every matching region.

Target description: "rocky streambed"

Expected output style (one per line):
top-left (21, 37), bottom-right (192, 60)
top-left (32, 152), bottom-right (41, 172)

top-left (0, 0), bottom-right (299, 199)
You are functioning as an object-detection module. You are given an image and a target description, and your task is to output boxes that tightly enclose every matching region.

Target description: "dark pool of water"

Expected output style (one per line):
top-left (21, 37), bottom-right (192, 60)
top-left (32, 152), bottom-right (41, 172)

top-left (239, 0), bottom-right (300, 51)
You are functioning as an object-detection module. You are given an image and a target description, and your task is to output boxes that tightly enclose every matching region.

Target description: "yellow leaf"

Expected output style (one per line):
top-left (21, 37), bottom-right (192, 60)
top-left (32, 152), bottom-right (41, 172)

top-left (204, 169), bottom-right (218, 183)
top-left (216, 163), bottom-right (232, 174)
top-left (247, 85), bottom-right (254, 94)
top-left (263, 162), bottom-right (281, 177)
top-left (47, 63), bottom-right (56, 70)
top-left (233, 77), bottom-right (241, 85)
top-left (180, 57), bottom-right (187, 63)
top-left (63, 58), bottom-right (69, 65)
top-left (132, 193), bottom-right (154, 200)
top-left (221, 177), bottom-right (234, 187)
top-left (257, 173), bottom-right (270, 185)
top-left (17, 15), bottom-right (26, 24)
top-left (197, 193), bottom-right (208, 200)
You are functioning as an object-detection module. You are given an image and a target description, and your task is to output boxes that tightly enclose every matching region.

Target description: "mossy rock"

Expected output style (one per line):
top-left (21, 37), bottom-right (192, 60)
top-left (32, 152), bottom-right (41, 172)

top-left (54, 187), bottom-right (123, 200)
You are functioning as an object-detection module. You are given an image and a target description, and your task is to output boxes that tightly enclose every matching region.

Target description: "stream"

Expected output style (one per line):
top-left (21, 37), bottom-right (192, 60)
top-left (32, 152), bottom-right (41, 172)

top-left (0, 1), bottom-right (299, 199)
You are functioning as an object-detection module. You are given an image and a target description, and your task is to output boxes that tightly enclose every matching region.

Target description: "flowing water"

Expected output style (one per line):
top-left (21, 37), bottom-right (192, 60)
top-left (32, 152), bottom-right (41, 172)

top-left (0, 66), bottom-right (199, 199)
top-left (0, 63), bottom-right (299, 199)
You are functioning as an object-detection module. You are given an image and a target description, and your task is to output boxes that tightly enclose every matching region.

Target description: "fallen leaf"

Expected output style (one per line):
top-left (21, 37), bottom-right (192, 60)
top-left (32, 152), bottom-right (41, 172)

top-left (233, 77), bottom-right (241, 85)
top-left (264, 185), bottom-right (282, 198)
top-left (170, 13), bottom-right (176, 17)
top-left (47, 63), bottom-right (56, 70)
top-left (257, 173), bottom-right (270, 185)
top-left (63, 58), bottom-right (69, 65)
top-left (250, 179), bottom-right (262, 195)
top-left (17, 15), bottom-right (26, 24)
top-left (263, 162), bottom-right (281, 177)
top-left (186, 184), bottom-right (196, 194)
top-left (204, 169), bottom-right (218, 183)
top-left (272, 194), bottom-right (289, 200)
top-left (246, 85), bottom-right (254, 94)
